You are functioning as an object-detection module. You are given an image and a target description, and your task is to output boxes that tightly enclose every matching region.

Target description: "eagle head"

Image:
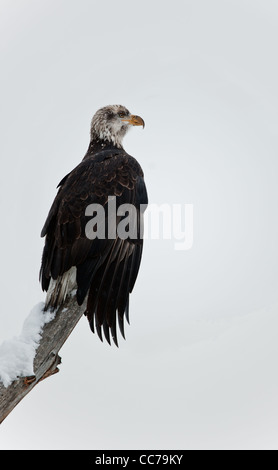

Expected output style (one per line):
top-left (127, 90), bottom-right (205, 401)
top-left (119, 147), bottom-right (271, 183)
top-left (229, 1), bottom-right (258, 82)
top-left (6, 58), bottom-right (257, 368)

top-left (90, 104), bottom-right (145, 148)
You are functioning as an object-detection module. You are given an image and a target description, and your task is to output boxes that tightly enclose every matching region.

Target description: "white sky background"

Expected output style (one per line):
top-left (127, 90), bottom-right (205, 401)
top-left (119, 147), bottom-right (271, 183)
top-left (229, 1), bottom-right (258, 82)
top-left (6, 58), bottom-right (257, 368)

top-left (0, 0), bottom-right (278, 450)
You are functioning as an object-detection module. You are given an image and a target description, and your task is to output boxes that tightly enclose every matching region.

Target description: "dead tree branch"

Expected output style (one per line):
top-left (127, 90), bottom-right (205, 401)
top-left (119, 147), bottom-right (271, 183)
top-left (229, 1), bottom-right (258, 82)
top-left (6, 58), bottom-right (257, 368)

top-left (0, 296), bottom-right (86, 424)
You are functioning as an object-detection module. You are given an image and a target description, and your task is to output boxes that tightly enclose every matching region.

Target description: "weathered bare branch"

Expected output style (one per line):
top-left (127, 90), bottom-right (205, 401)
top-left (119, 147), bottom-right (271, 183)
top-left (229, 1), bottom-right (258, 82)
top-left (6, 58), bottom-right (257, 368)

top-left (0, 295), bottom-right (86, 424)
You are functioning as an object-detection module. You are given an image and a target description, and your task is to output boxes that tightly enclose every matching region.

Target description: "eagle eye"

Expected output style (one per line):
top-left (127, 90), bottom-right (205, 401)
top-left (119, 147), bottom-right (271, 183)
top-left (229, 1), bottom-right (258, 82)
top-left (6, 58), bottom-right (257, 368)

top-left (118, 111), bottom-right (126, 118)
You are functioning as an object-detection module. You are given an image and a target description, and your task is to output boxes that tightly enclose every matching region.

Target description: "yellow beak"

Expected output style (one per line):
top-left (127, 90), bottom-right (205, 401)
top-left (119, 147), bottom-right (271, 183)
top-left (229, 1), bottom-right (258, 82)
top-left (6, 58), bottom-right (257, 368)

top-left (121, 114), bottom-right (145, 128)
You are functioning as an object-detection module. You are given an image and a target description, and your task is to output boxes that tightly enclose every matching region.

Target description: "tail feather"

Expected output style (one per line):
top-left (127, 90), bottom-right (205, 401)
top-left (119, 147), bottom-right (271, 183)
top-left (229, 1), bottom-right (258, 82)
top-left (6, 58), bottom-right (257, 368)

top-left (44, 266), bottom-right (77, 311)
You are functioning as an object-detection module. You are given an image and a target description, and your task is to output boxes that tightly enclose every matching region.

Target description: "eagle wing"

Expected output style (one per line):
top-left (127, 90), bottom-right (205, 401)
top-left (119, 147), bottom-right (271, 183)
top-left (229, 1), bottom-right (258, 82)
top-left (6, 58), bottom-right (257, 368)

top-left (40, 149), bottom-right (148, 345)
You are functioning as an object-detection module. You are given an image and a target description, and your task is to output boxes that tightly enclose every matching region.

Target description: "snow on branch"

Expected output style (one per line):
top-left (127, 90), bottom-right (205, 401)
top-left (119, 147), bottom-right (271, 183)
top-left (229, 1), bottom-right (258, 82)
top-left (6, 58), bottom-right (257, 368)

top-left (0, 296), bottom-right (85, 424)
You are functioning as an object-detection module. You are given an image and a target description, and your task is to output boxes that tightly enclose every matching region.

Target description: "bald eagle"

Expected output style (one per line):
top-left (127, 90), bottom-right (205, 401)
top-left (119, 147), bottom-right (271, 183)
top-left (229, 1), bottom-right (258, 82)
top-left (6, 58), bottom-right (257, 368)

top-left (40, 105), bottom-right (148, 346)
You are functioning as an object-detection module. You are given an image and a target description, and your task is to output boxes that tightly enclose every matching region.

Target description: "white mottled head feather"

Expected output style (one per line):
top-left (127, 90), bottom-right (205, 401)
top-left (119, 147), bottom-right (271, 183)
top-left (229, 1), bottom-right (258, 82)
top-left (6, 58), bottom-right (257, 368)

top-left (90, 104), bottom-right (131, 148)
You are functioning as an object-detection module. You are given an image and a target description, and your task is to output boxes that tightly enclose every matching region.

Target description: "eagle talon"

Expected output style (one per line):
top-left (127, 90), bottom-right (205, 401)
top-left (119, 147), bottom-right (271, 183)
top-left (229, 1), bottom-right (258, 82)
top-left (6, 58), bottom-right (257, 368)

top-left (24, 375), bottom-right (36, 386)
